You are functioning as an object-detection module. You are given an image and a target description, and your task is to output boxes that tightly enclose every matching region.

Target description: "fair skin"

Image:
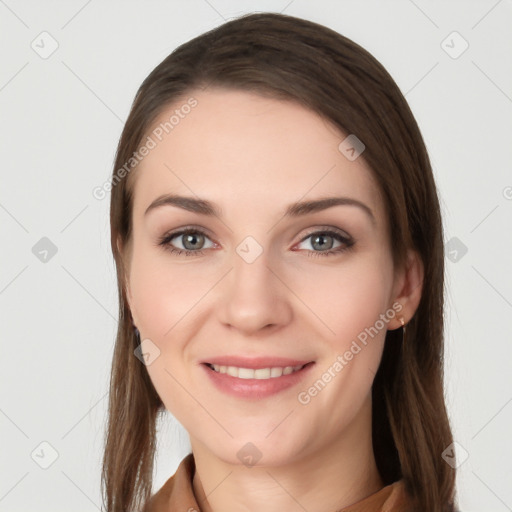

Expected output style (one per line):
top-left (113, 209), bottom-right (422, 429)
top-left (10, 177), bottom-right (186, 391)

top-left (122, 88), bottom-right (423, 512)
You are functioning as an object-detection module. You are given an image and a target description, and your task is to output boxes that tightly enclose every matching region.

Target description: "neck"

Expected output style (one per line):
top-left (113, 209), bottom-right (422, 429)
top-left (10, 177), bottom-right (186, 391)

top-left (191, 397), bottom-right (384, 512)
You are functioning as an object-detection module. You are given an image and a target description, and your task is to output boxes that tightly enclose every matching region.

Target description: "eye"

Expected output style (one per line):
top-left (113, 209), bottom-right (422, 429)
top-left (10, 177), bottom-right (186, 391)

top-left (157, 226), bottom-right (355, 258)
top-left (295, 228), bottom-right (355, 258)
top-left (158, 228), bottom-right (215, 256)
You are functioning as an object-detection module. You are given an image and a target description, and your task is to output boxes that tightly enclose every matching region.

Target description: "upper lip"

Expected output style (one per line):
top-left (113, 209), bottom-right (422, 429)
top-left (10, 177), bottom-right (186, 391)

top-left (203, 356), bottom-right (314, 369)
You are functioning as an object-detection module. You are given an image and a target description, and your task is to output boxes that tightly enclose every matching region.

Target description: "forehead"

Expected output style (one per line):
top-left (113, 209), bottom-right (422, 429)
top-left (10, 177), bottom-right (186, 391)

top-left (131, 88), bottom-right (385, 223)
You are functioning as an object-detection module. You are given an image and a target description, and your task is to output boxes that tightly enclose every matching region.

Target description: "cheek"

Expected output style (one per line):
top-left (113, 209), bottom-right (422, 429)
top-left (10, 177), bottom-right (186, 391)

top-left (129, 245), bottom-right (212, 340)
top-left (290, 252), bottom-right (394, 349)
top-left (290, 253), bottom-right (393, 408)
top-left (128, 247), bottom-right (209, 420)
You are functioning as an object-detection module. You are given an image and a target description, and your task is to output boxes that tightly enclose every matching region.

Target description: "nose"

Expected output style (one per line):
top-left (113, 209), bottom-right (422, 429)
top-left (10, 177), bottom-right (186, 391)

top-left (217, 246), bottom-right (293, 335)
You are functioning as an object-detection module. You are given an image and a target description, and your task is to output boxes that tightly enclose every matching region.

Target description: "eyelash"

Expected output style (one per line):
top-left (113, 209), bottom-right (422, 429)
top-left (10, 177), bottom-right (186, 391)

top-left (157, 226), bottom-right (355, 258)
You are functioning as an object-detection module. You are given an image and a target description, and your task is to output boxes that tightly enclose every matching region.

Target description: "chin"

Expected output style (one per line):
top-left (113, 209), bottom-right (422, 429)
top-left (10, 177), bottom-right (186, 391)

top-left (202, 429), bottom-right (309, 469)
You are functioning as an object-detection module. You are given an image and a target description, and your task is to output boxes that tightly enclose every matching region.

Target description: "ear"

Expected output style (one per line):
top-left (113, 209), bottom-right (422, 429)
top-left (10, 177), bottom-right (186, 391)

top-left (389, 249), bottom-right (424, 329)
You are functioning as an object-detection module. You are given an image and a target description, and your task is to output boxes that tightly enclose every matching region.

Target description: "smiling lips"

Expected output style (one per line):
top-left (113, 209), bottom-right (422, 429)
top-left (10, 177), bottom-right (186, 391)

top-left (208, 363), bottom-right (306, 379)
top-left (202, 356), bottom-right (315, 399)
top-left (203, 355), bottom-right (313, 379)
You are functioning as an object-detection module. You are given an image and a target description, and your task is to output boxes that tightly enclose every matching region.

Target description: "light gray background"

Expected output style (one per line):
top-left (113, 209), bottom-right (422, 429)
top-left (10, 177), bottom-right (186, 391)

top-left (1, 1), bottom-right (511, 511)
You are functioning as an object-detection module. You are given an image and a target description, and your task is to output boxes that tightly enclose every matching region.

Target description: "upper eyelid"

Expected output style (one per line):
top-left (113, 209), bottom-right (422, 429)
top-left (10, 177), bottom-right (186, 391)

top-left (164, 225), bottom-right (353, 246)
top-left (299, 225), bottom-right (352, 238)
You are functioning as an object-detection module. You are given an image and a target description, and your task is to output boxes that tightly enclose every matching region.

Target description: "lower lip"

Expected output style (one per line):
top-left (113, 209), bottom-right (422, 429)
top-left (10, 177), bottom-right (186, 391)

top-left (201, 362), bottom-right (315, 399)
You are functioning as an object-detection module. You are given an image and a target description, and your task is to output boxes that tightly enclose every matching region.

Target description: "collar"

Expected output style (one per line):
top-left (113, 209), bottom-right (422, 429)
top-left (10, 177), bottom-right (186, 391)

top-left (144, 453), bottom-right (412, 512)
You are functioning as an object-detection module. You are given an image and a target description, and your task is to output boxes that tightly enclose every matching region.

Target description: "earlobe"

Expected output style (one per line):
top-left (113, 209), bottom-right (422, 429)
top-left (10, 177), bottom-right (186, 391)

top-left (391, 249), bottom-right (424, 329)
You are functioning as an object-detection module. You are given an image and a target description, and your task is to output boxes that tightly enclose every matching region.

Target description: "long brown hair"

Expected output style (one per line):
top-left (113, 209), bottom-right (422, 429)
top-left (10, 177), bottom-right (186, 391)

top-left (102, 12), bottom-right (457, 512)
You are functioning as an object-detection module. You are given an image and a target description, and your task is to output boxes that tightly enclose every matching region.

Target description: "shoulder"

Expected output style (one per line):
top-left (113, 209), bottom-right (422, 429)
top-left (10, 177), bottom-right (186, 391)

top-left (143, 454), bottom-right (197, 512)
top-left (381, 479), bottom-right (415, 512)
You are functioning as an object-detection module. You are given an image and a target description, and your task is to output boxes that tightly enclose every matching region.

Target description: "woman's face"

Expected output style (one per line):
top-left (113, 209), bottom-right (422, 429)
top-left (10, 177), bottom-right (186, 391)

top-left (124, 88), bottom-right (407, 466)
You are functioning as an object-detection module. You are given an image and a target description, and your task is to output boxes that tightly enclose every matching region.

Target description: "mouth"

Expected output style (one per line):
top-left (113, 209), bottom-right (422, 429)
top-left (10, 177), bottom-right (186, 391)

top-left (201, 359), bottom-right (315, 399)
top-left (205, 362), bottom-right (310, 379)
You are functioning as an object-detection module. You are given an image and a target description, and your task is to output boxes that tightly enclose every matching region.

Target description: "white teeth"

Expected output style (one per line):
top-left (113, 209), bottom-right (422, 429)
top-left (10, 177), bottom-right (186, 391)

top-left (270, 367), bottom-right (283, 377)
top-left (227, 366), bottom-right (238, 377)
top-left (238, 367), bottom-right (255, 379)
top-left (209, 364), bottom-right (304, 379)
top-left (254, 368), bottom-right (270, 379)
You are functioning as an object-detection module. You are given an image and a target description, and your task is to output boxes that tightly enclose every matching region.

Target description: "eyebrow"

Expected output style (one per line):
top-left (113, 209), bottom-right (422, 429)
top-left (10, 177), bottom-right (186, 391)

top-left (144, 194), bottom-right (376, 225)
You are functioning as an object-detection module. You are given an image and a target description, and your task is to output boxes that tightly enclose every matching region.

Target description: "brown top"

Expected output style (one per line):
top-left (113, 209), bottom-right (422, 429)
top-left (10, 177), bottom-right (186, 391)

top-left (144, 454), bottom-right (414, 512)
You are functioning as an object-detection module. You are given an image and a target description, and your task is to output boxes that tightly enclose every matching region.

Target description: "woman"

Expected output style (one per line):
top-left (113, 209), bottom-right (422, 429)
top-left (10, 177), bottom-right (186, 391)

top-left (102, 12), bottom-right (458, 512)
